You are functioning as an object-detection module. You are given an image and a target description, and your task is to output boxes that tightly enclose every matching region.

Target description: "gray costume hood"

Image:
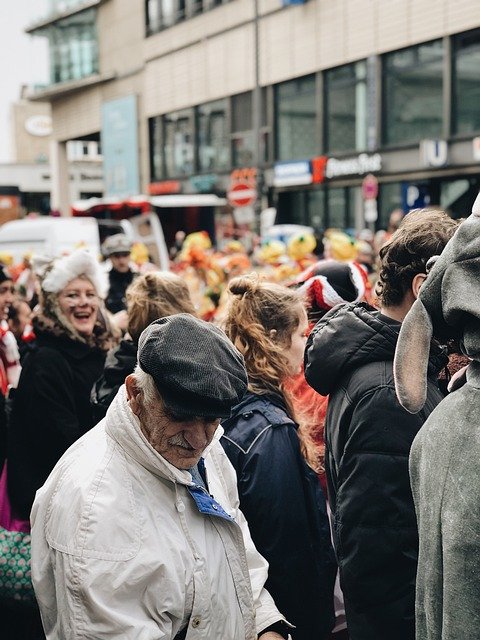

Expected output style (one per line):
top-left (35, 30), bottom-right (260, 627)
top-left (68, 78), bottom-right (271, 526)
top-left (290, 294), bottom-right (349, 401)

top-left (394, 192), bottom-right (480, 414)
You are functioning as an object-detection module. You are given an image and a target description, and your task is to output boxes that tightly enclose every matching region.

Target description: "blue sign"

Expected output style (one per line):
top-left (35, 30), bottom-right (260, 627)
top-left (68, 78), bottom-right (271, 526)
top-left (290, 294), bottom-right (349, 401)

top-left (101, 95), bottom-right (140, 197)
top-left (273, 160), bottom-right (312, 187)
top-left (282, 0), bottom-right (306, 5)
top-left (401, 182), bottom-right (431, 212)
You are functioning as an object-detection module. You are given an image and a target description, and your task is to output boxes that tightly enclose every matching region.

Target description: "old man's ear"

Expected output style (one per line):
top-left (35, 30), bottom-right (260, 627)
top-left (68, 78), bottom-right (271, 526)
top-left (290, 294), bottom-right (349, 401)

top-left (125, 375), bottom-right (142, 416)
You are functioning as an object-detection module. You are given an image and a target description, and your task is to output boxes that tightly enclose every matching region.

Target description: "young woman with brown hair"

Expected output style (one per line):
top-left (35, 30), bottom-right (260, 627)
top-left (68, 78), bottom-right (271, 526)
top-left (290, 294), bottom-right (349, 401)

top-left (221, 273), bottom-right (337, 640)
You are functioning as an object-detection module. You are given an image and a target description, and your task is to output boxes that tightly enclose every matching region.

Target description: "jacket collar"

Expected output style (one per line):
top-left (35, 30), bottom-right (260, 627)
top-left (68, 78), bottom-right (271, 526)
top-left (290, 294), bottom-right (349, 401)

top-left (105, 386), bottom-right (224, 484)
top-left (36, 329), bottom-right (98, 360)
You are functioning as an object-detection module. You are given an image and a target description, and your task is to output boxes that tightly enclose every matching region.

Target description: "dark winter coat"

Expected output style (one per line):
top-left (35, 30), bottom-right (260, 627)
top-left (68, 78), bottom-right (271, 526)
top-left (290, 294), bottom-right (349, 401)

top-left (221, 392), bottom-right (336, 640)
top-left (91, 338), bottom-right (137, 421)
top-left (105, 269), bottom-right (136, 314)
top-left (304, 302), bottom-right (446, 640)
top-left (7, 329), bottom-right (106, 519)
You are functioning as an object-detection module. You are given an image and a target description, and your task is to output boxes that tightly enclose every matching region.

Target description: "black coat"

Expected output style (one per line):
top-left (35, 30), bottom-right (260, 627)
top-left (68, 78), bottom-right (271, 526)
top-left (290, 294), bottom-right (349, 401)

top-left (91, 338), bottom-right (137, 421)
top-left (105, 269), bottom-right (136, 314)
top-left (221, 392), bottom-right (336, 640)
top-left (304, 302), bottom-right (446, 640)
top-left (7, 330), bottom-right (106, 519)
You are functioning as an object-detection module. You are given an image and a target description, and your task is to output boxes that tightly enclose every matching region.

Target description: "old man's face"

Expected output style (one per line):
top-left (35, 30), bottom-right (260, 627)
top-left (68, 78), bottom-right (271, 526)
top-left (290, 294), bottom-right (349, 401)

top-left (126, 375), bottom-right (220, 469)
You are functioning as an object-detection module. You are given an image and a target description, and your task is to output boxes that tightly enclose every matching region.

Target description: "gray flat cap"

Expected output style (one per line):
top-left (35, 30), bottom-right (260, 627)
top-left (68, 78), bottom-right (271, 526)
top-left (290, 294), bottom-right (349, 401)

top-left (138, 314), bottom-right (248, 418)
top-left (102, 234), bottom-right (132, 257)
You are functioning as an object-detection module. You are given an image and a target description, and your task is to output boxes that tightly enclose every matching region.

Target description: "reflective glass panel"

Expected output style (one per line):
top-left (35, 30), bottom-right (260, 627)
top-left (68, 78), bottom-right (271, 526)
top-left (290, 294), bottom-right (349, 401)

top-left (383, 40), bottom-right (444, 145)
top-left (197, 99), bottom-right (229, 171)
top-left (275, 75), bottom-right (317, 161)
top-left (453, 30), bottom-right (480, 135)
top-left (325, 61), bottom-right (367, 153)
top-left (163, 109), bottom-right (195, 177)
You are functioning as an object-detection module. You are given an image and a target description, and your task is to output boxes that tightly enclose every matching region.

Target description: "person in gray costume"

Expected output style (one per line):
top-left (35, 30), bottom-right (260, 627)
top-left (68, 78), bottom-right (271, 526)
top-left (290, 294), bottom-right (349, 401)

top-left (394, 191), bottom-right (480, 640)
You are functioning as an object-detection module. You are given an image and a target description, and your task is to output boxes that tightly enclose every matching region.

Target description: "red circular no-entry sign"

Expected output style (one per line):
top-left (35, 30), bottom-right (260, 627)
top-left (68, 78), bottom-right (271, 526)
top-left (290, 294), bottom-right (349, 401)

top-left (362, 173), bottom-right (379, 200)
top-left (227, 182), bottom-right (257, 208)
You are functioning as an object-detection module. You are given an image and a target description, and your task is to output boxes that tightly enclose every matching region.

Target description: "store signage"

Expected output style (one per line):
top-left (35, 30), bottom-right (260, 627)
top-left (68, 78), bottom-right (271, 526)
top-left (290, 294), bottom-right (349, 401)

top-left (420, 139), bottom-right (448, 168)
top-left (189, 174), bottom-right (217, 193)
top-left (24, 115), bottom-right (52, 137)
top-left (273, 161), bottom-right (312, 187)
top-left (473, 137), bottom-right (480, 162)
top-left (228, 168), bottom-right (257, 208)
top-left (282, 0), bottom-right (306, 6)
top-left (148, 180), bottom-right (181, 195)
top-left (311, 156), bottom-right (328, 183)
top-left (325, 153), bottom-right (382, 179)
top-left (102, 95), bottom-right (140, 197)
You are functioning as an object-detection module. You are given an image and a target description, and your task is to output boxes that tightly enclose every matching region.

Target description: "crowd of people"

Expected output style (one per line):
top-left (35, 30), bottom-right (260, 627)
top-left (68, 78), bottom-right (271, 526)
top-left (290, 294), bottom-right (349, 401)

top-left (0, 198), bottom-right (477, 640)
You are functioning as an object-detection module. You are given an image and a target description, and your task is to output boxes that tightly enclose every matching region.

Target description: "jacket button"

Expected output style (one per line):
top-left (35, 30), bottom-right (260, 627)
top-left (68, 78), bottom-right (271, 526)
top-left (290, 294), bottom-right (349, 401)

top-left (192, 616), bottom-right (201, 628)
top-left (176, 501), bottom-right (185, 513)
top-left (242, 411), bottom-right (253, 419)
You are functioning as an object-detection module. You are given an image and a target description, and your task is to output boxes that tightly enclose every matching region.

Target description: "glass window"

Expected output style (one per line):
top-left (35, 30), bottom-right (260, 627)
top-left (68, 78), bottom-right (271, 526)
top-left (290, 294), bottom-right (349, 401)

top-left (346, 186), bottom-right (362, 231)
top-left (197, 99), bottom-right (229, 171)
top-left (327, 188), bottom-right (347, 229)
top-left (48, 8), bottom-right (98, 84)
top-left (276, 191), bottom-right (308, 226)
top-left (325, 61), bottom-right (367, 153)
top-left (383, 40), bottom-right (444, 145)
top-left (146, 0), bottom-right (179, 32)
top-left (453, 30), bottom-right (480, 135)
top-left (379, 182), bottom-right (403, 229)
top-left (231, 90), bottom-right (269, 167)
top-left (149, 116), bottom-right (163, 181)
top-left (307, 189), bottom-right (326, 231)
top-left (275, 75), bottom-right (317, 161)
top-left (163, 109), bottom-right (195, 178)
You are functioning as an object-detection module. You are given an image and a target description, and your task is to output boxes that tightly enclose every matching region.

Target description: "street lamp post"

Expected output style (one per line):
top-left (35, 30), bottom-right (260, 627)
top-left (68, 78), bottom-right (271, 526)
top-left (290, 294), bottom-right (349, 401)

top-left (252, 0), bottom-right (263, 236)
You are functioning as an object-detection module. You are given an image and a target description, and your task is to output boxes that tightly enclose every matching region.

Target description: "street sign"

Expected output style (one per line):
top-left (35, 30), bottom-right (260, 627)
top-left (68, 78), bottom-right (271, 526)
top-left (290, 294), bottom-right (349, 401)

top-left (227, 182), bottom-right (257, 208)
top-left (362, 173), bottom-right (378, 200)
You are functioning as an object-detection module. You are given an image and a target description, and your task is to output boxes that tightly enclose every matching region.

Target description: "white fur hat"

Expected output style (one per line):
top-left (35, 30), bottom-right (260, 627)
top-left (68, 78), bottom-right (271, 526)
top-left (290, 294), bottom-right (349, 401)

top-left (39, 250), bottom-right (108, 299)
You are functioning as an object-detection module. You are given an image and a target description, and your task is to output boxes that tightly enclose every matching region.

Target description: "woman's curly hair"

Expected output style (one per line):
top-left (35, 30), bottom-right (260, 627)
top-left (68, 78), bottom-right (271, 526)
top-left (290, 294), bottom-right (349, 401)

top-left (375, 208), bottom-right (458, 307)
top-left (224, 274), bottom-right (304, 395)
top-left (224, 274), bottom-right (321, 471)
top-left (126, 271), bottom-right (196, 342)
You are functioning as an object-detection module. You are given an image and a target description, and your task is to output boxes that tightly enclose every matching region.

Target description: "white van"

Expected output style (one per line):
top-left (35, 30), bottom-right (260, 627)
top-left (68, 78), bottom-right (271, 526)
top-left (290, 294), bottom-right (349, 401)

top-left (0, 213), bottom-right (170, 270)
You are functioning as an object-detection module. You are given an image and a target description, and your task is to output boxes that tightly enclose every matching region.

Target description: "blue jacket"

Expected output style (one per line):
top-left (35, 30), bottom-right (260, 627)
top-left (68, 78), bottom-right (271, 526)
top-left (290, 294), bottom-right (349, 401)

top-left (221, 392), bottom-right (336, 640)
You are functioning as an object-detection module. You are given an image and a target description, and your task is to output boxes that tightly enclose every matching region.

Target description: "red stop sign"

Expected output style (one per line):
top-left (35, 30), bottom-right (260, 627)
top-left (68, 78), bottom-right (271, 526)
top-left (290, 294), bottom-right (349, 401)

top-left (362, 174), bottom-right (378, 200)
top-left (227, 182), bottom-right (257, 208)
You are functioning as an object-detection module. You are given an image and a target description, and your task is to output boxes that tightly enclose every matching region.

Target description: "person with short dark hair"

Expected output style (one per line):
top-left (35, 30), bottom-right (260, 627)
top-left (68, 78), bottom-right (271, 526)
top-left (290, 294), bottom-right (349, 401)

top-left (304, 209), bottom-right (458, 640)
top-left (102, 233), bottom-right (137, 317)
top-left (31, 314), bottom-right (291, 640)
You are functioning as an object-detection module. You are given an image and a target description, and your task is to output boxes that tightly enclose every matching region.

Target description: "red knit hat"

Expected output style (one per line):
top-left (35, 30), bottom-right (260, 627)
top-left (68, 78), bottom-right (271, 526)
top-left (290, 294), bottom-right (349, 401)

top-left (293, 259), bottom-right (368, 320)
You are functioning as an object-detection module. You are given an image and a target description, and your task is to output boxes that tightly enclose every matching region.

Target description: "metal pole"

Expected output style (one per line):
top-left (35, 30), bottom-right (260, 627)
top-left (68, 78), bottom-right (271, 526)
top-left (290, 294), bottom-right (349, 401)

top-left (252, 0), bottom-right (263, 236)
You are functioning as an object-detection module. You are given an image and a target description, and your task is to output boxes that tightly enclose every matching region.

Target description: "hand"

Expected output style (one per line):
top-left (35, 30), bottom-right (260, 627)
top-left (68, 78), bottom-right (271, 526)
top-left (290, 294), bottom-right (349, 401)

top-left (258, 633), bottom-right (287, 640)
top-left (113, 309), bottom-right (128, 331)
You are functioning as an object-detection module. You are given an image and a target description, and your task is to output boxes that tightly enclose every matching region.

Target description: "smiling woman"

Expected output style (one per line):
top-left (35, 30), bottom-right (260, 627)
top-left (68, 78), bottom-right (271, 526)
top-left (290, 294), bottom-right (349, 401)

top-left (7, 250), bottom-right (120, 522)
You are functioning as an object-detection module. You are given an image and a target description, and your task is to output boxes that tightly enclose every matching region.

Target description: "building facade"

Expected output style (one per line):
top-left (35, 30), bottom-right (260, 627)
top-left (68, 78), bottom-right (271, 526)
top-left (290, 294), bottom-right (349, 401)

top-left (26, 0), bottom-right (480, 236)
